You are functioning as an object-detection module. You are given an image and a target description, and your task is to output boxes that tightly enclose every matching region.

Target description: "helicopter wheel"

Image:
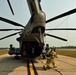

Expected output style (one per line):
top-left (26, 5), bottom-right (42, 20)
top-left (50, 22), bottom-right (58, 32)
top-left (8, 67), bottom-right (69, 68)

top-left (15, 55), bottom-right (20, 60)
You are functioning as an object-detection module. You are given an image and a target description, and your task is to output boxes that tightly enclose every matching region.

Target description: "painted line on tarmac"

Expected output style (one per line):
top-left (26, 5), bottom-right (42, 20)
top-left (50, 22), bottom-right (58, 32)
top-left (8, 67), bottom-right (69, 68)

top-left (27, 60), bottom-right (38, 75)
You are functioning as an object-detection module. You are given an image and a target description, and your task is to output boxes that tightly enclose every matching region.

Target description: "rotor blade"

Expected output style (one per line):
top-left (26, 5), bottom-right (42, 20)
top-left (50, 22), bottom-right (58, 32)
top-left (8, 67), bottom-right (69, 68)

top-left (45, 33), bottom-right (67, 41)
top-left (7, 0), bottom-right (14, 15)
top-left (0, 17), bottom-right (25, 28)
top-left (46, 8), bottom-right (76, 23)
top-left (0, 29), bottom-right (23, 31)
top-left (0, 31), bottom-right (21, 40)
top-left (45, 28), bottom-right (76, 31)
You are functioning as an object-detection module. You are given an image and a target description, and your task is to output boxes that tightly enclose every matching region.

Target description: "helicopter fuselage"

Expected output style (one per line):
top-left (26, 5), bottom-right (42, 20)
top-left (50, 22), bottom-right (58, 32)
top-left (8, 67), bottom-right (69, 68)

top-left (17, 0), bottom-right (46, 58)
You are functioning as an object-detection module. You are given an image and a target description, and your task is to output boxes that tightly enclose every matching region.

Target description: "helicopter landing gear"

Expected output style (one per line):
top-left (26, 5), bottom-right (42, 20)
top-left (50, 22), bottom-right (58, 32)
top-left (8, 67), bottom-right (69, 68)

top-left (15, 55), bottom-right (20, 60)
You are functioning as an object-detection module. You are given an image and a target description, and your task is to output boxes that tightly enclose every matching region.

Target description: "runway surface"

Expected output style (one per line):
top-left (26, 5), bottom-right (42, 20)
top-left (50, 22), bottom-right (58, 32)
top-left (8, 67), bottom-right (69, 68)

top-left (0, 54), bottom-right (76, 75)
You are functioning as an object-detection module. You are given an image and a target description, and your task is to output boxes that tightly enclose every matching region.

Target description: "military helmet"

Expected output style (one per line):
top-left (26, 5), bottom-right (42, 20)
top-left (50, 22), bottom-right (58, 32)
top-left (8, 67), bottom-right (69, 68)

top-left (46, 44), bottom-right (49, 47)
top-left (51, 46), bottom-right (56, 51)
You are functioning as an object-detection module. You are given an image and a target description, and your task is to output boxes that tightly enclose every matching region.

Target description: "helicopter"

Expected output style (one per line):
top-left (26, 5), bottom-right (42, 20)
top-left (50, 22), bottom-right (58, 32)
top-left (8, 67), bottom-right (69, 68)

top-left (0, 0), bottom-right (76, 59)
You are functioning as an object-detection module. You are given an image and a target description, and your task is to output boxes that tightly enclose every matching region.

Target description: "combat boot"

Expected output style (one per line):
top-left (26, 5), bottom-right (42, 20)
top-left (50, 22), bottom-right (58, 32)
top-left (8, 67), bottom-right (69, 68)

top-left (43, 64), bottom-right (47, 70)
top-left (53, 64), bottom-right (57, 68)
top-left (47, 64), bottom-right (51, 69)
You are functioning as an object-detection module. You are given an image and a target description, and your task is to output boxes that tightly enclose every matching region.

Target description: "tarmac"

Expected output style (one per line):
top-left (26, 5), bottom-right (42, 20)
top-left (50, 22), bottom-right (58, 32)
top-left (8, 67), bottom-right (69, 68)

top-left (0, 54), bottom-right (76, 75)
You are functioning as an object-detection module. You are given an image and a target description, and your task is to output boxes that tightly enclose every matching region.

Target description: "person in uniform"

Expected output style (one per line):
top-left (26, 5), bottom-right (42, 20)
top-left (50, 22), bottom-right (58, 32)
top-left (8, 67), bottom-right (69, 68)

top-left (43, 47), bottom-right (57, 70)
top-left (8, 44), bottom-right (15, 55)
top-left (45, 44), bottom-right (50, 54)
top-left (41, 44), bottom-right (49, 59)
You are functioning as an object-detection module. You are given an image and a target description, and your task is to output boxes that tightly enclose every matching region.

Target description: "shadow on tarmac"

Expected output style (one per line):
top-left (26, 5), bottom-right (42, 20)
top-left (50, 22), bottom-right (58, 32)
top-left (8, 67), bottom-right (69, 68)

top-left (0, 56), bottom-right (27, 75)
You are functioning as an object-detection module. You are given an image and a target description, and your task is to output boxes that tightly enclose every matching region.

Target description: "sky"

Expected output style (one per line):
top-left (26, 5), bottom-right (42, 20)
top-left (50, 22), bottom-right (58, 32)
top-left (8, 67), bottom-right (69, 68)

top-left (0, 0), bottom-right (76, 48)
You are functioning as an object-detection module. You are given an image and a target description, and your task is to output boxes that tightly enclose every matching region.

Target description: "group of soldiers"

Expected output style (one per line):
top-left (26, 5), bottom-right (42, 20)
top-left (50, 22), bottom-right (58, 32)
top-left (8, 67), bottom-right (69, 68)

top-left (42, 44), bottom-right (58, 70)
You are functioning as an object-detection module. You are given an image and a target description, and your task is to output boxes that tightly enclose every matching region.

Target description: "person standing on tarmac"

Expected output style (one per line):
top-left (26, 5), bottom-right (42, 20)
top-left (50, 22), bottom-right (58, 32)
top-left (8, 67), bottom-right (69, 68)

top-left (41, 44), bottom-right (50, 59)
top-left (45, 44), bottom-right (50, 54)
top-left (43, 46), bottom-right (57, 70)
top-left (8, 44), bottom-right (15, 55)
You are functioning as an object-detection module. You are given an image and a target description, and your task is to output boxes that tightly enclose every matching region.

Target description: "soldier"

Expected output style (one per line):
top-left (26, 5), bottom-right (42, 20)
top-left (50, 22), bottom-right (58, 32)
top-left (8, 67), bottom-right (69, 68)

top-left (43, 47), bottom-right (57, 70)
top-left (8, 44), bottom-right (15, 55)
top-left (45, 44), bottom-right (50, 54)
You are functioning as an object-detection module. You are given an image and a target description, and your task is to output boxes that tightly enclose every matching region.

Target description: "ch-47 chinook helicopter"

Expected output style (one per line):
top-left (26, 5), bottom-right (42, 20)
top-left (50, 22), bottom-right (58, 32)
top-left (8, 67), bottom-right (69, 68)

top-left (0, 0), bottom-right (76, 59)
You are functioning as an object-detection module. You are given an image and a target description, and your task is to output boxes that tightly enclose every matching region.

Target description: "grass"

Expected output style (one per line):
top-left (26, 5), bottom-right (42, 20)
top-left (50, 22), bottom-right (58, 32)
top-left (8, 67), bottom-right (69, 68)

top-left (56, 48), bottom-right (76, 58)
top-left (0, 48), bottom-right (76, 58)
top-left (0, 49), bottom-right (8, 55)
